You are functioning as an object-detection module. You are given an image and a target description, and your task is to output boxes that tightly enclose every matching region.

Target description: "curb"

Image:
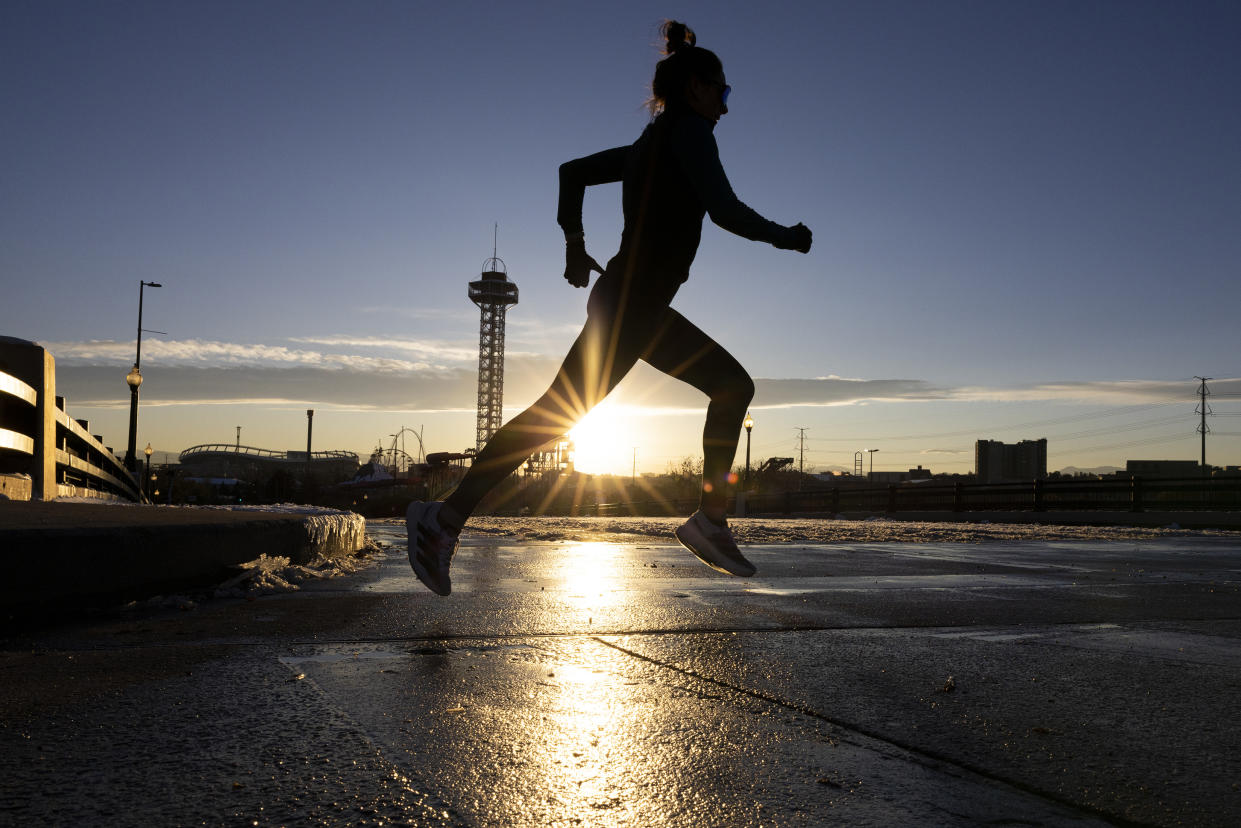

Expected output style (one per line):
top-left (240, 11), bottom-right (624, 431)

top-left (0, 502), bottom-right (366, 613)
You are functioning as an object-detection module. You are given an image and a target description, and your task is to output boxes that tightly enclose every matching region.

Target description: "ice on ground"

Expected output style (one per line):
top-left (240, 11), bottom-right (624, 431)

top-left (397, 515), bottom-right (1241, 545)
top-left (213, 538), bottom-right (380, 599)
top-left (300, 510), bottom-right (367, 553)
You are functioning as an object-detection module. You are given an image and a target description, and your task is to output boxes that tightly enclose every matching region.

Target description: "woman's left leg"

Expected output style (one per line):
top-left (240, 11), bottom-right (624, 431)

top-left (640, 308), bottom-right (754, 520)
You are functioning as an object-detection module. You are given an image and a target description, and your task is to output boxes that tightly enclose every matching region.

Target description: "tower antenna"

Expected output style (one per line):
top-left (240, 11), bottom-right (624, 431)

top-left (469, 229), bottom-right (519, 452)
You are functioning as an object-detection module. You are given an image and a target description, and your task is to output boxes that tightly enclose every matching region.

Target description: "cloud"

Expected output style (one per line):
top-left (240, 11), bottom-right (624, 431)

top-left (356, 305), bottom-right (476, 323)
top-left (753, 377), bottom-right (951, 407)
top-left (287, 335), bottom-right (480, 363)
top-left (950, 379), bottom-right (1232, 404)
top-left (744, 377), bottom-right (1234, 409)
top-left (43, 338), bottom-right (463, 373)
top-left (54, 364), bottom-right (482, 411)
top-left (38, 337), bottom-right (1238, 416)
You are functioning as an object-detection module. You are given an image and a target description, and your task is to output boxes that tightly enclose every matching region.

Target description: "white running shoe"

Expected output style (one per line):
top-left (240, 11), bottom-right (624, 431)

top-left (675, 510), bottom-right (756, 577)
top-left (406, 501), bottom-right (458, 596)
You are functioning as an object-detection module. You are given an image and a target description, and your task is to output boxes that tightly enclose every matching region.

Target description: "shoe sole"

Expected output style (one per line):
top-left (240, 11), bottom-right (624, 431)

top-left (406, 501), bottom-right (451, 596)
top-left (675, 525), bottom-right (756, 577)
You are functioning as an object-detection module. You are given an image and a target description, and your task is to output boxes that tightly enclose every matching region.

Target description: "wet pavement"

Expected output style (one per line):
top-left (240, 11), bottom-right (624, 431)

top-left (2, 519), bottom-right (1240, 826)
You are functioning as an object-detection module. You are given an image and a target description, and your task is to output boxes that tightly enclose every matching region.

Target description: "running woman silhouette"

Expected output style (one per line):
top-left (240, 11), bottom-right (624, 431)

top-left (408, 21), bottom-right (812, 595)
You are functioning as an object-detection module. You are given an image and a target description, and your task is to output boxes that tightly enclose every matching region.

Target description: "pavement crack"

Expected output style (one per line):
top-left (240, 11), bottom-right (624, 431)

top-left (592, 636), bottom-right (1154, 828)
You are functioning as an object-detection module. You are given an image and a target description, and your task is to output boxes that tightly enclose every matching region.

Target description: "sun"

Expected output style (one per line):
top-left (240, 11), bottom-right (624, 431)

top-left (568, 400), bottom-right (639, 476)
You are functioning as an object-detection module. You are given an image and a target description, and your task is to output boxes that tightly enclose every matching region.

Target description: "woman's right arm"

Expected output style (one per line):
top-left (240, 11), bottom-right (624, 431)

top-left (557, 147), bottom-right (628, 236)
top-left (558, 147), bottom-right (627, 286)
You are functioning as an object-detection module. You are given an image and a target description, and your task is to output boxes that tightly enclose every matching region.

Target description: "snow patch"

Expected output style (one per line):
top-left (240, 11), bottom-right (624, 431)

top-left (437, 515), bottom-right (1236, 545)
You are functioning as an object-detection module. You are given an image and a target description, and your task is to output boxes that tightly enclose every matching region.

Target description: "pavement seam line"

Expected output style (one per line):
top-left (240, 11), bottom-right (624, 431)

top-left (20, 615), bottom-right (1241, 653)
top-left (592, 635), bottom-right (1154, 828)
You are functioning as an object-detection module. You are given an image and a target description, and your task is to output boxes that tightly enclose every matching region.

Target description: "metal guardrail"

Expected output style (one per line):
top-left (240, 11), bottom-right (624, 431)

top-left (1, 338), bottom-right (141, 501)
top-left (564, 475), bottom-right (1241, 518)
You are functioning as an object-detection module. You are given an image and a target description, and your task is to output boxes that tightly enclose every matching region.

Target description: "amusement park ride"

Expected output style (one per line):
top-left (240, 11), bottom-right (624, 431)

top-left (350, 426), bottom-right (473, 508)
top-left (369, 426), bottom-right (425, 478)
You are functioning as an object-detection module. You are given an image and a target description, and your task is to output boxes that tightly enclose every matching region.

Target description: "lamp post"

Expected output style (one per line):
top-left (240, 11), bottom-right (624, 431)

top-left (743, 412), bottom-right (754, 489)
top-left (124, 280), bottom-right (162, 473)
top-left (144, 443), bottom-right (153, 501)
top-left (867, 448), bottom-right (879, 481)
top-left (305, 409), bottom-right (314, 496)
top-left (124, 365), bottom-right (143, 474)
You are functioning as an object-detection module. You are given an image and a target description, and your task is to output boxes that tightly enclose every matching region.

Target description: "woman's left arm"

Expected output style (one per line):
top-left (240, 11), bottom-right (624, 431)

top-left (676, 117), bottom-right (805, 250)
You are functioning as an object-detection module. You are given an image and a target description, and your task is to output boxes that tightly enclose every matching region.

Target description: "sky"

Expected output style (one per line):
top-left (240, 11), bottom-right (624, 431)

top-left (3, 0), bottom-right (1239, 477)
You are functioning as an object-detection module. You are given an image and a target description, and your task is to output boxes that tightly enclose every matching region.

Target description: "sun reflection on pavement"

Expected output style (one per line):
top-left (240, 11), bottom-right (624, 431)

top-left (559, 541), bottom-right (628, 617)
top-left (523, 642), bottom-right (649, 822)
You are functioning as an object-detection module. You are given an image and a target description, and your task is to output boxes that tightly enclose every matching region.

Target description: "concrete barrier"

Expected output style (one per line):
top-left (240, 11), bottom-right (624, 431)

top-left (0, 338), bottom-right (141, 502)
top-left (0, 501), bottom-right (366, 614)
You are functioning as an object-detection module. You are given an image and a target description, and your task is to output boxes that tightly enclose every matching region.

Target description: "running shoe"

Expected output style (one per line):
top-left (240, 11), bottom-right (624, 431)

top-left (675, 510), bottom-right (756, 577)
top-left (406, 501), bottom-right (458, 596)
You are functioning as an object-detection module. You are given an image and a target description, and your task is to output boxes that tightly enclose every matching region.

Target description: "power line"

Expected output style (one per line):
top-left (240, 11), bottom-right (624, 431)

top-left (803, 402), bottom-right (1181, 443)
top-left (1195, 376), bottom-right (1212, 474)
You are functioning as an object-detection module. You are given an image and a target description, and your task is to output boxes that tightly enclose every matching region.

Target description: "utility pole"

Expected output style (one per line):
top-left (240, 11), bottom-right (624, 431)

top-left (1195, 376), bottom-right (1212, 477)
top-left (305, 409), bottom-right (314, 493)
top-left (795, 428), bottom-right (808, 476)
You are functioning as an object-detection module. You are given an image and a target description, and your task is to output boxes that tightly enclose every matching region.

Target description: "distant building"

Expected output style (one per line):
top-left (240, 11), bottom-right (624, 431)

top-left (179, 444), bottom-right (359, 484)
top-left (975, 439), bottom-right (1047, 483)
top-left (869, 470), bottom-right (907, 484)
top-left (820, 465), bottom-right (933, 485)
top-left (1126, 460), bottom-right (1200, 478)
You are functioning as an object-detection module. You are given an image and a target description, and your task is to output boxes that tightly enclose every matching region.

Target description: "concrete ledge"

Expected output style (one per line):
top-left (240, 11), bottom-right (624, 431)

top-left (0, 474), bottom-right (32, 501)
top-left (0, 501), bottom-right (366, 613)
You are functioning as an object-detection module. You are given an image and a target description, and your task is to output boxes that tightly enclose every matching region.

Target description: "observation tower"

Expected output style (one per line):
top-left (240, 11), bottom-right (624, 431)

top-left (468, 245), bottom-right (519, 452)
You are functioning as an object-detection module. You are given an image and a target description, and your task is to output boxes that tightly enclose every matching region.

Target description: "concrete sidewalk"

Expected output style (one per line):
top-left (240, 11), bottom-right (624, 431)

top-left (0, 501), bottom-right (365, 613)
top-left (1, 518), bottom-right (1239, 826)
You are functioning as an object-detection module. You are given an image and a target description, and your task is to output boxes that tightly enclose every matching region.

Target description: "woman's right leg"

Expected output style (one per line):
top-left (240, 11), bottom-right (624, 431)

top-left (440, 308), bottom-right (641, 529)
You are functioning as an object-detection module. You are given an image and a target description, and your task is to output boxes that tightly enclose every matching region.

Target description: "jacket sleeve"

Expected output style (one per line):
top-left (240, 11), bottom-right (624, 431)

top-left (673, 116), bottom-right (794, 246)
top-left (557, 147), bottom-right (629, 235)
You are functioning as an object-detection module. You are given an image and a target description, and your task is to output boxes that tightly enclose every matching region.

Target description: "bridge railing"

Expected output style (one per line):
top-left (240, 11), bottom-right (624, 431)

top-left (1, 338), bottom-right (141, 501)
top-left (550, 475), bottom-right (1241, 518)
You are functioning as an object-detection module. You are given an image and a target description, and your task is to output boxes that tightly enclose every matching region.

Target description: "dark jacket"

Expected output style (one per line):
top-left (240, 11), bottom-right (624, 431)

top-left (558, 110), bottom-right (795, 307)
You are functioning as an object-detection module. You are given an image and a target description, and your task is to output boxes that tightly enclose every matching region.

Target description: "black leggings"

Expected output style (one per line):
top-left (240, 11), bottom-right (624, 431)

top-left (445, 282), bottom-right (754, 521)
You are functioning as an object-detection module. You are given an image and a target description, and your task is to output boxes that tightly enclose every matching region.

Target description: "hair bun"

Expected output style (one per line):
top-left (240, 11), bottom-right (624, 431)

top-left (662, 20), bottom-right (696, 54)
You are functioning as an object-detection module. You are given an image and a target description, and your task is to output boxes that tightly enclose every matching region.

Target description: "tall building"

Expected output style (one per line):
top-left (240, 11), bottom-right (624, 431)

top-left (975, 438), bottom-right (1047, 483)
top-left (469, 252), bottom-right (518, 452)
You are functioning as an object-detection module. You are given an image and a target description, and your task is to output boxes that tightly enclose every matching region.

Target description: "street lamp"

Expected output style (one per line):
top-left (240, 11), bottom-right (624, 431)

top-left (124, 280), bottom-right (162, 473)
top-left (867, 448), bottom-right (879, 481)
top-left (144, 443), bottom-right (153, 501)
top-left (743, 412), bottom-right (754, 489)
